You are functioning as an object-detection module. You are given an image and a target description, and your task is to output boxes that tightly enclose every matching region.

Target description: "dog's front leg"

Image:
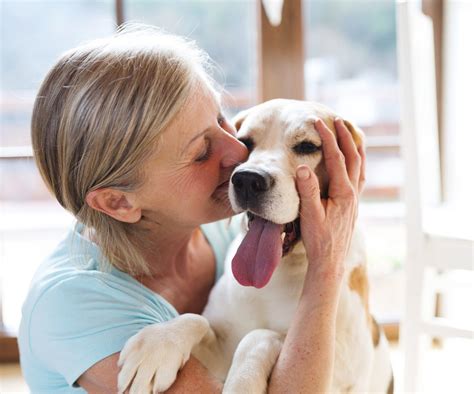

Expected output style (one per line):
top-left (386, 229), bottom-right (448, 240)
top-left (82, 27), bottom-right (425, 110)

top-left (117, 313), bottom-right (210, 393)
top-left (223, 329), bottom-right (283, 394)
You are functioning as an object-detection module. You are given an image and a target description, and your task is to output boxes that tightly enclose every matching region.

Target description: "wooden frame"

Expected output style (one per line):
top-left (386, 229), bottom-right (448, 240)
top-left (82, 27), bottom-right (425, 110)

top-left (422, 0), bottom-right (445, 197)
top-left (115, 0), bottom-right (125, 27)
top-left (397, 2), bottom-right (474, 391)
top-left (0, 329), bottom-right (19, 363)
top-left (258, 0), bottom-right (304, 101)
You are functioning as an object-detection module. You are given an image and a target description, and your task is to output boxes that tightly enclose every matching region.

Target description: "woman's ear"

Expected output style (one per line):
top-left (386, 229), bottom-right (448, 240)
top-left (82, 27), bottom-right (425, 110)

top-left (85, 188), bottom-right (142, 223)
top-left (231, 108), bottom-right (251, 132)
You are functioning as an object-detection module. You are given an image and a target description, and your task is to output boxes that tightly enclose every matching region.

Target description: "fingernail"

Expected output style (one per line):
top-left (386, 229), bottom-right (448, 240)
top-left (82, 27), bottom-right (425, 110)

top-left (297, 167), bottom-right (311, 180)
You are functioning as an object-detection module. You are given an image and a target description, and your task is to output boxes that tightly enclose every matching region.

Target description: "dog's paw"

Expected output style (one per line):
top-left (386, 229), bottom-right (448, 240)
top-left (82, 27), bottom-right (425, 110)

top-left (117, 314), bottom-right (210, 393)
top-left (224, 329), bottom-right (284, 394)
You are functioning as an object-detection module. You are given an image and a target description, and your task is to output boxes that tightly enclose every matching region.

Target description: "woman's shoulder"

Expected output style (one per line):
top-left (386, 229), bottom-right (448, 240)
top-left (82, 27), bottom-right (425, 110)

top-left (17, 228), bottom-right (176, 391)
top-left (18, 224), bottom-right (179, 385)
top-left (21, 224), bottom-right (178, 327)
top-left (23, 224), bottom-right (114, 304)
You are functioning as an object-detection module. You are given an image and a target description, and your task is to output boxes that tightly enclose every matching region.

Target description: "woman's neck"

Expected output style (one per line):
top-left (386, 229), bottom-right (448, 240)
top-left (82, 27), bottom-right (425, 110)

top-left (136, 224), bottom-right (203, 280)
top-left (133, 224), bottom-right (215, 314)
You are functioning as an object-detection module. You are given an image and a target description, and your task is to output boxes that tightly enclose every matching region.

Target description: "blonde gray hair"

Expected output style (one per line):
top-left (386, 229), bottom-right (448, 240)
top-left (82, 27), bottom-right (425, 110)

top-left (32, 24), bottom-right (217, 275)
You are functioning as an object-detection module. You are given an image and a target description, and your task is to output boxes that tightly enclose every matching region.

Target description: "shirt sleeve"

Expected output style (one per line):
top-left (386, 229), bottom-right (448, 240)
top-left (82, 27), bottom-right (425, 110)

top-left (27, 273), bottom-right (177, 387)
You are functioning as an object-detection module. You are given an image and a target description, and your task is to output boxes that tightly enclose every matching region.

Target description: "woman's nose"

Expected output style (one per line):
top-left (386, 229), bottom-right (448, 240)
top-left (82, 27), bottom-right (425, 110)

top-left (220, 133), bottom-right (249, 168)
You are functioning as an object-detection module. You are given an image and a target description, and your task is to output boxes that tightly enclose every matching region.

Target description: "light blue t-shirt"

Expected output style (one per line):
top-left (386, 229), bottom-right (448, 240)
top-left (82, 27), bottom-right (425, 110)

top-left (18, 215), bottom-right (243, 393)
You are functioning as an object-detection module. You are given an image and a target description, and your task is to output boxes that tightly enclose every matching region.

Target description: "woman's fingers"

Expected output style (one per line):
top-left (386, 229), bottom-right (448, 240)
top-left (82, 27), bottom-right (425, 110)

top-left (295, 165), bottom-right (325, 257)
top-left (334, 118), bottom-right (361, 191)
top-left (357, 137), bottom-right (367, 193)
top-left (296, 165), bottom-right (325, 222)
top-left (314, 119), bottom-right (352, 197)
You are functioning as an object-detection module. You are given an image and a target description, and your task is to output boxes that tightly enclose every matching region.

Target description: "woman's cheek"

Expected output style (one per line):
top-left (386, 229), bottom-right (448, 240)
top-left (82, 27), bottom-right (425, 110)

top-left (183, 164), bottom-right (213, 192)
top-left (200, 157), bottom-right (221, 189)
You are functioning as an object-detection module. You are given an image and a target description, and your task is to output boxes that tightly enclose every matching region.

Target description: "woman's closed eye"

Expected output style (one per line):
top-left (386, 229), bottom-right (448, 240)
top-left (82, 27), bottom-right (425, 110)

top-left (195, 138), bottom-right (212, 163)
top-left (195, 115), bottom-right (230, 163)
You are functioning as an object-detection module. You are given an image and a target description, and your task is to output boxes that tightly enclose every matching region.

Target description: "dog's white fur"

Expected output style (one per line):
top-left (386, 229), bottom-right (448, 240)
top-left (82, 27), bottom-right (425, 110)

top-left (118, 99), bottom-right (393, 393)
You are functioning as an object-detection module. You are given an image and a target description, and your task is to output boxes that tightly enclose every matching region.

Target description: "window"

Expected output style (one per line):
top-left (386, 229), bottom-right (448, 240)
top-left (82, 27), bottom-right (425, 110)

top-left (304, 0), bottom-right (400, 200)
top-left (1, 0), bottom-right (403, 332)
top-left (126, 0), bottom-right (258, 114)
top-left (304, 0), bottom-right (403, 323)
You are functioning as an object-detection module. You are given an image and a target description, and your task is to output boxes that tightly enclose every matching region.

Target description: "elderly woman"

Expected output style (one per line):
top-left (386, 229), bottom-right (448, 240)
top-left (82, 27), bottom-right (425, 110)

top-left (18, 26), bottom-right (364, 393)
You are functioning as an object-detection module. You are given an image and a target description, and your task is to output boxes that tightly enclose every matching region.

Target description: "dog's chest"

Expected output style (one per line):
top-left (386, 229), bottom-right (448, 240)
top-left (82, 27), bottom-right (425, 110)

top-left (253, 273), bottom-right (374, 391)
top-left (212, 230), bottom-right (375, 389)
top-left (235, 252), bottom-right (374, 388)
top-left (257, 275), bottom-right (303, 333)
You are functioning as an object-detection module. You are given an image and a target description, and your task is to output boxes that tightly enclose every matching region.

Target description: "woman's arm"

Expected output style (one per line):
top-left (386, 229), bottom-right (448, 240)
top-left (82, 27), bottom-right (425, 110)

top-left (268, 118), bottom-right (365, 393)
top-left (77, 353), bottom-right (222, 393)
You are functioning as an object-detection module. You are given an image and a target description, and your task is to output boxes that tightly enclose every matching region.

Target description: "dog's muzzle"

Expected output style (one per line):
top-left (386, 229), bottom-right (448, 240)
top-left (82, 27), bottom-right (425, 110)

top-left (229, 168), bottom-right (302, 289)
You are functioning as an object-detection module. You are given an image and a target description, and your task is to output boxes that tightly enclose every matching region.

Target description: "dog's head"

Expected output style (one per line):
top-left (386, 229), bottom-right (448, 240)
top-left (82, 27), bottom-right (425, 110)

top-left (229, 99), bottom-right (363, 288)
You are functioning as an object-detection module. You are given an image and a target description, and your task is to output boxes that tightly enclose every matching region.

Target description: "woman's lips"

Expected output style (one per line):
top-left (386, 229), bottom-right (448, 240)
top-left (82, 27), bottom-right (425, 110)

top-left (212, 180), bottom-right (230, 202)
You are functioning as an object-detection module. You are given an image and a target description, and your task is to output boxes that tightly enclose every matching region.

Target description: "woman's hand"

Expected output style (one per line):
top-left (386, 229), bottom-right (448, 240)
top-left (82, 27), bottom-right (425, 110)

top-left (295, 118), bottom-right (366, 282)
top-left (269, 119), bottom-right (365, 393)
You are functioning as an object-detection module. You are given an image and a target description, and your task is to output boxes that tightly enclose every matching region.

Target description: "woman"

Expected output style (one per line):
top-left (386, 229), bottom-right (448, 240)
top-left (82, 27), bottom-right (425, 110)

top-left (18, 25), bottom-right (364, 393)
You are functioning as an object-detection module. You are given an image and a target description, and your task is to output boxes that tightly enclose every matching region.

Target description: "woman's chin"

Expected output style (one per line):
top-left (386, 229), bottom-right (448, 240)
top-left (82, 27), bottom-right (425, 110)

top-left (207, 197), bottom-right (233, 222)
top-left (214, 200), bottom-right (234, 219)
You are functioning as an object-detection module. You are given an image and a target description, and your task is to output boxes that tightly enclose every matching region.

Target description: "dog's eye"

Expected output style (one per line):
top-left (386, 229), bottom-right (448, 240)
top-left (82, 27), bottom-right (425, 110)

top-left (239, 138), bottom-right (255, 152)
top-left (293, 141), bottom-right (320, 155)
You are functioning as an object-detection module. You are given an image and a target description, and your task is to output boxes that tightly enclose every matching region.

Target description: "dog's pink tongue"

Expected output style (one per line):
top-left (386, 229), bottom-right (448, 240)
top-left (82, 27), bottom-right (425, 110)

top-left (232, 216), bottom-right (283, 288)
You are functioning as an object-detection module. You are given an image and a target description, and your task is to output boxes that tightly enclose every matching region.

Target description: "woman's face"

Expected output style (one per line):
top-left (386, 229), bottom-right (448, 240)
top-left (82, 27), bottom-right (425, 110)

top-left (135, 85), bottom-right (248, 230)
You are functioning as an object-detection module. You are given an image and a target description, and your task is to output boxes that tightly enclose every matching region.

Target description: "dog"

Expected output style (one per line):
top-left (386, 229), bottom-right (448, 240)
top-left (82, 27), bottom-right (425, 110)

top-left (118, 99), bottom-right (394, 393)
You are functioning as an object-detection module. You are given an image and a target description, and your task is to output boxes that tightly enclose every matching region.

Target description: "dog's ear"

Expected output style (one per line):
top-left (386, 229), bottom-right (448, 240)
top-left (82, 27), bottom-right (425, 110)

top-left (232, 108), bottom-right (251, 132)
top-left (342, 119), bottom-right (364, 148)
top-left (316, 164), bottom-right (330, 200)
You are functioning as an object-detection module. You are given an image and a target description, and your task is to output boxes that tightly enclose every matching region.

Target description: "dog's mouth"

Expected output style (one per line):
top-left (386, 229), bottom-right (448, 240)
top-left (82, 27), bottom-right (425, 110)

top-left (247, 213), bottom-right (301, 256)
top-left (231, 211), bottom-right (301, 289)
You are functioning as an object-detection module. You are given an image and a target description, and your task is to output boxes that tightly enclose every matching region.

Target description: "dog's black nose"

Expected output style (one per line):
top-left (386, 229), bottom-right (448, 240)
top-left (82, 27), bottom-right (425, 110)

top-left (231, 170), bottom-right (274, 198)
